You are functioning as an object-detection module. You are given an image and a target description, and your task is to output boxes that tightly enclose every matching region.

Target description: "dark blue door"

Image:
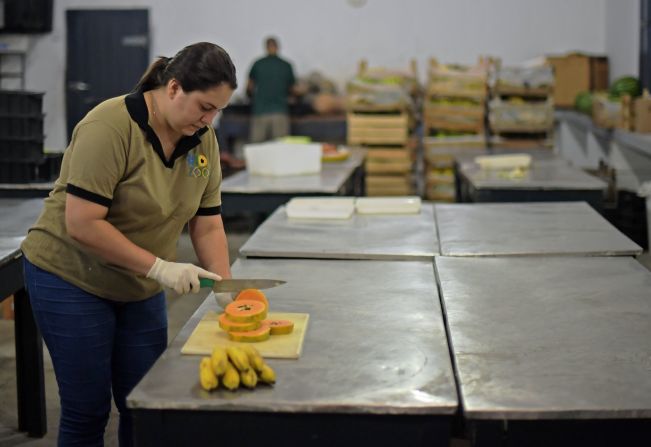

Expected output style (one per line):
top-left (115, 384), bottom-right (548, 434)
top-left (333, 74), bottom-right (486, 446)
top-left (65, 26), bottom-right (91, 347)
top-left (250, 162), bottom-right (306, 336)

top-left (642, 0), bottom-right (651, 91)
top-left (65, 9), bottom-right (149, 141)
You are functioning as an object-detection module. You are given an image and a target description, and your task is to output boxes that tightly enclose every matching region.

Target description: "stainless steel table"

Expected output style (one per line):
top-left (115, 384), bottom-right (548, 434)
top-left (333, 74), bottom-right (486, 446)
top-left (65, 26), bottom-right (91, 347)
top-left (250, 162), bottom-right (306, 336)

top-left (458, 158), bottom-right (607, 211)
top-left (436, 202), bottom-right (642, 257)
top-left (436, 256), bottom-right (651, 446)
top-left (221, 149), bottom-right (365, 216)
top-left (128, 258), bottom-right (457, 446)
top-left (0, 198), bottom-right (46, 437)
top-left (240, 203), bottom-right (438, 260)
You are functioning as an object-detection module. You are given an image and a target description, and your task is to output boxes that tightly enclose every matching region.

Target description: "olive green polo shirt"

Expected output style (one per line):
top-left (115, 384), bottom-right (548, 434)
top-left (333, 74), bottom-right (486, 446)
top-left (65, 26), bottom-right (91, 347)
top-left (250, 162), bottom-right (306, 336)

top-left (249, 55), bottom-right (296, 115)
top-left (21, 88), bottom-right (223, 302)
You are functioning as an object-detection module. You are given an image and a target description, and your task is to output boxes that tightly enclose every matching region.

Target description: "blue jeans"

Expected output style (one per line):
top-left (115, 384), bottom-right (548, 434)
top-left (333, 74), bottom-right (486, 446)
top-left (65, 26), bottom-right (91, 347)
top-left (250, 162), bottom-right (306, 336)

top-left (23, 258), bottom-right (167, 447)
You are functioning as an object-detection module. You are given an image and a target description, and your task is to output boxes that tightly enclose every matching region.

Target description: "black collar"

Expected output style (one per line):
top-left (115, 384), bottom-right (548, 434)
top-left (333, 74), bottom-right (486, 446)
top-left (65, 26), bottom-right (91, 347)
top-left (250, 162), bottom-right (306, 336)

top-left (125, 88), bottom-right (208, 169)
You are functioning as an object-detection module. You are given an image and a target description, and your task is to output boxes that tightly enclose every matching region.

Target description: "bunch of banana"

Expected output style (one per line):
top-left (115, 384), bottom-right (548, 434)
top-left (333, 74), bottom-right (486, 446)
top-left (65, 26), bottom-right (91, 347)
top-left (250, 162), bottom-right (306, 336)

top-left (198, 345), bottom-right (277, 391)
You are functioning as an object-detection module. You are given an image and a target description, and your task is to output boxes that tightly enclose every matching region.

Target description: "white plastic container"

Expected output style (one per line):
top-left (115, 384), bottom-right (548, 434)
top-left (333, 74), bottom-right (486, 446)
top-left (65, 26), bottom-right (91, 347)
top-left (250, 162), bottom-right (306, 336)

top-left (286, 197), bottom-right (355, 220)
top-left (474, 153), bottom-right (532, 170)
top-left (244, 142), bottom-right (322, 176)
top-left (355, 196), bottom-right (422, 214)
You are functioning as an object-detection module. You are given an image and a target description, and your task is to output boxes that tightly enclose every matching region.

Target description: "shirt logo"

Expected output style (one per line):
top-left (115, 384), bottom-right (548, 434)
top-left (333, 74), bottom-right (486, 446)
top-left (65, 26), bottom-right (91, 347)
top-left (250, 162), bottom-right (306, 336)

top-left (187, 153), bottom-right (210, 178)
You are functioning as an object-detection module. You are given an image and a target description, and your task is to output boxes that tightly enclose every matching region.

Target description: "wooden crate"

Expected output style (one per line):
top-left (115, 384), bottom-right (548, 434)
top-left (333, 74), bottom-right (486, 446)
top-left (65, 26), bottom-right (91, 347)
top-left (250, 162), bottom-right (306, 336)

top-left (592, 94), bottom-right (633, 130)
top-left (366, 146), bottom-right (415, 159)
top-left (366, 160), bottom-right (413, 175)
top-left (365, 147), bottom-right (414, 175)
top-left (424, 182), bottom-right (455, 202)
top-left (366, 184), bottom-right (415, 196)
top-left (426, 168), bottom-right (455, 184)
top-left (356, 59), bottom-right (420, 96)
top-left (423, 135), bottom-right (487, 148)
top-left (365, 174), bottom-right (413, 196)
top-left (427, 57), bottom-right (489, 100)
top-left (489, 134), bottom-right (554, 149)
top-left (492, 84), bottom-right (552, 98)
top-left (488, 98), bottom-right (554, 134)
top-left (347, 111), bottom-right (409, 145)
top-left (424, 102), bottom-right (485, 133)
top-left (634, 91), bottom-right (651, 133)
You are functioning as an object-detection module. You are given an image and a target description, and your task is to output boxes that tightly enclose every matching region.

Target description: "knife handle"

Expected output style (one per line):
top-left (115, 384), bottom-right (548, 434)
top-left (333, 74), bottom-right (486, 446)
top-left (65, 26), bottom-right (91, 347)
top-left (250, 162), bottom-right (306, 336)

top-left (199, 278), bottom-right (215, 288)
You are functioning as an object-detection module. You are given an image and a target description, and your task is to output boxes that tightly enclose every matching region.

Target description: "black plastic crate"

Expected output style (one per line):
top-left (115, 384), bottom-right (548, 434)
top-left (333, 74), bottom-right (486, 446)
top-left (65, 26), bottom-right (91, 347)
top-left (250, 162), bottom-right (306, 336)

top-left (0, 91), bottom-right (44, 116)
top-left (0, 152), bottom-right (61, 184)
top-left (42, 152), bottom-right (63, 181)
top-left (0, 159), bottom-right (44, 183)
top-left (0, 115), bottom-right (44, 138)
top-left (0, 136), bottom-right (44, 161)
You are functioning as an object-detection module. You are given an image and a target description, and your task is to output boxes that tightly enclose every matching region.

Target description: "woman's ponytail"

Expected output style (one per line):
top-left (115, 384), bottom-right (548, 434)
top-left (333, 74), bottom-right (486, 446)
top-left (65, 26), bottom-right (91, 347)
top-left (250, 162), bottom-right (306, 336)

top-left (134, 56), bottom-right (171, 91)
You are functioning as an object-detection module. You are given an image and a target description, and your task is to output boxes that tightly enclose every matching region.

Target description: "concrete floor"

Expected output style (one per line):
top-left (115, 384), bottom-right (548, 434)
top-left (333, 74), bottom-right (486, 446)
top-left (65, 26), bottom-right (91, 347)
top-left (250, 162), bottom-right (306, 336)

top-left (1, 221), bottom-right (650, 446)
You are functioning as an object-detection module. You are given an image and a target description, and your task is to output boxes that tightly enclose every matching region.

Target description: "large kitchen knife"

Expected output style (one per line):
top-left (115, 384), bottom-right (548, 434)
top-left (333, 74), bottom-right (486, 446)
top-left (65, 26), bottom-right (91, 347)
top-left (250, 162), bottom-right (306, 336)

top-left (199, 278), bottom-right (286, 294)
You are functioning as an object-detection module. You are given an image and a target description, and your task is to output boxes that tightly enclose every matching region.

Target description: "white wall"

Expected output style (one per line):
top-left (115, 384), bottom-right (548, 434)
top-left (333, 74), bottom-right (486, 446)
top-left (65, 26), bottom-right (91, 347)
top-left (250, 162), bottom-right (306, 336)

top-left (11, 0), bottom-right (614, 151)
top-left (605, 0), bottom-right (640, 81)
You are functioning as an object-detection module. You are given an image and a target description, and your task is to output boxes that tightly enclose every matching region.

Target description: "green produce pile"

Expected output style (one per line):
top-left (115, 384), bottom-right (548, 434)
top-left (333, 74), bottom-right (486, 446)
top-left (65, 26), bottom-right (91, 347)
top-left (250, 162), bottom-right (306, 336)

top-left (609, 76), bottom-right (641, 99)
top-left (574, 91), bottom-right (593, 115)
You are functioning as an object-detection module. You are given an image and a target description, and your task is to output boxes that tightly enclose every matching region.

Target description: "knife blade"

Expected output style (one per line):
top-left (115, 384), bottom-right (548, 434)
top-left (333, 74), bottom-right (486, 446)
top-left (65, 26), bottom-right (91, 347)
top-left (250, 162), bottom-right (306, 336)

top-left (199, 278), bottom-right (286, 293)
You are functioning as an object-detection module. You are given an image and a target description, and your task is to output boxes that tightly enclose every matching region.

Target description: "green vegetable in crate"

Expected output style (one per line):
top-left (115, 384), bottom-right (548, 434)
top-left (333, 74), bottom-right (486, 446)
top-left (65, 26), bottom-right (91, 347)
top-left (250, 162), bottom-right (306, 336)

top-left (609, 76), bottom-right (642, 99)
top-left (574, 91), bottom-right (593, 115)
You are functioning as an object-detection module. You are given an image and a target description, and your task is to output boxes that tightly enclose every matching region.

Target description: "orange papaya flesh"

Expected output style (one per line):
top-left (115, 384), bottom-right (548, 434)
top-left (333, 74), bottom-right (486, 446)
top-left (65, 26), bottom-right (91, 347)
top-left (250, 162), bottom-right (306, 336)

top-left (218, 313), bottom-right (261, 332)
top-left (235, 289), bottom-right (269, 309)
top-left (228, 324), bottom-right (271, 342)
top-left (224, 299), bottom-right (267, 323)
top-left (263, 319), bottom-right (294, 335)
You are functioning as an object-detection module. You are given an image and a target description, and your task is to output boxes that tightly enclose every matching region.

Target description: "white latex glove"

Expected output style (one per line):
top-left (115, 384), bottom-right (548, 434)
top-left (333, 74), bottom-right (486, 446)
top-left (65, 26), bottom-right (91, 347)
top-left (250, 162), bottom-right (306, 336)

top-left (146, 257), bottom-right (221, 295)
top-left (209, 291), bottom-right (234, 309)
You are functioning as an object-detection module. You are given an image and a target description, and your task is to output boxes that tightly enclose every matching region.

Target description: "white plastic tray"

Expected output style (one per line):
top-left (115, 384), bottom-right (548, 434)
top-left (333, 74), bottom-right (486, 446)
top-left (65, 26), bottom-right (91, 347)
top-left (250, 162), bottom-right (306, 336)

top-left (474, 153), bottom-right (532, 170)
top-left (355, 196), bottom-right (422, 215)
top-left (285, 197), bottom-right (355, 220)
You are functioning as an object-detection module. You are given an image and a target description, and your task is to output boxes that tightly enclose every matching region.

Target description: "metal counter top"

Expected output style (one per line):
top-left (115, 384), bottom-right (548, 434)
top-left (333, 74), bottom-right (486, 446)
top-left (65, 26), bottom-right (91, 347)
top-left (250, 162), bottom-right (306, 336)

top-left (459, 159), bottom-right (607, 191)
top-left (436, 202), bottom-right (642, 257)
top-left (0, 198), bottom-right (44, 267)
top-left (128, 258), bottom-right (457, 415)
top-left (240, 203), bottom-right (438, 260)
top-left (0, 198), bottom-right (47, 436)
top-left (222, 149), bottom-right (364, 194)
top-left (436, 256), bottom-right (651, 420)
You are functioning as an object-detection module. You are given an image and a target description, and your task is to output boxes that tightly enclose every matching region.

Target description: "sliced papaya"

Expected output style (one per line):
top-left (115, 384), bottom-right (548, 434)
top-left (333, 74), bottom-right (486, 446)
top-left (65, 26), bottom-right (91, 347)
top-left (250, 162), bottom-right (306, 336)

top-left (224, 299), bottom-right (267, 323)
top-left (235, 289), bottom-right (269, 309)
top-left (228, 324), bottom-right (271, 343)
top-left (264, 319), bottom-right (294, 335)
top-left (218, 313), bottom-right (261, 332)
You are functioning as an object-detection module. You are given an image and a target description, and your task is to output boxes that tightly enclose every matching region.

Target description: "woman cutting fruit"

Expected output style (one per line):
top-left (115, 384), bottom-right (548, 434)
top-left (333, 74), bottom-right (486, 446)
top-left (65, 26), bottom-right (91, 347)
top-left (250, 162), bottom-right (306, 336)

top-left (21, 42), bottom-right (236, 446)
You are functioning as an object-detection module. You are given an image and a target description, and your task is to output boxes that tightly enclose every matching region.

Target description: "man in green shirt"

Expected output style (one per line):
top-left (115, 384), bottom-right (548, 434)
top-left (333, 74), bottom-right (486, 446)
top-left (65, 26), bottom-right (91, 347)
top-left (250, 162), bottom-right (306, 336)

top-left (247, 37), bottom-right (298, 142)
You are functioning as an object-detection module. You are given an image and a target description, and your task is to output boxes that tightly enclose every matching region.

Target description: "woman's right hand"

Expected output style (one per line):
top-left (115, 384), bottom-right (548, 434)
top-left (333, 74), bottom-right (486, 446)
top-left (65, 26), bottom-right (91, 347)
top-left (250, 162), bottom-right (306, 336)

top-left (146, 257), bottom-right (221, 294)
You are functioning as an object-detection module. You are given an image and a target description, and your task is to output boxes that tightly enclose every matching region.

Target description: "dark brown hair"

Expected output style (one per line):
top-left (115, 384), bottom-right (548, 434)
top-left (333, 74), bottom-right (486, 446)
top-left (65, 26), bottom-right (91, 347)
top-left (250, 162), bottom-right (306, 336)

top-left (135, 42), bottom-right (237, 92)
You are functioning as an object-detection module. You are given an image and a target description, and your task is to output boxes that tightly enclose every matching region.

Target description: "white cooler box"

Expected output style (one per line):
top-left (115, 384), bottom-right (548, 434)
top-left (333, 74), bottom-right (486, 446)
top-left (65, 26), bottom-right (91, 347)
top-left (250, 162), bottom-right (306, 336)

top-left (244, 142), bottom-right (322, 176)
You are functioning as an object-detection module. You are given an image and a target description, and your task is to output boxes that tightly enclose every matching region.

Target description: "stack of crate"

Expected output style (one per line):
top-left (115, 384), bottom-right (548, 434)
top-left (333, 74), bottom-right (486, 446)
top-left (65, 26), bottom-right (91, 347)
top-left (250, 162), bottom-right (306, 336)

top-left (422, 58), bottom-right (488, 202)
top-left (346, 60), bottom-right (419, 196)
top-left (488, 61), bottom-right (555, 148)
top-left (0, 90), bottom-right (60, 183)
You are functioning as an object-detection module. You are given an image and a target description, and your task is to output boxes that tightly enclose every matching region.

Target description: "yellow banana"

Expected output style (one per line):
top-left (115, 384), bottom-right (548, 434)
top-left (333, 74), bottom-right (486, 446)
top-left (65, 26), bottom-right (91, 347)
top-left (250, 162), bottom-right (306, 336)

top-left (258, 363), bottom-right (276, 385)
top-left (222, 361), bottom-right (240, 390)
top-left (210, 347), bottom-right (229, 376)
top-left (199, 357), bottom-right (218, 391)
top-left (240, 368), bottom-right (258, 389)
top-left (226, 346), bottom-right (251, 372)
top-left (241, 345), bottom-right (264, 372)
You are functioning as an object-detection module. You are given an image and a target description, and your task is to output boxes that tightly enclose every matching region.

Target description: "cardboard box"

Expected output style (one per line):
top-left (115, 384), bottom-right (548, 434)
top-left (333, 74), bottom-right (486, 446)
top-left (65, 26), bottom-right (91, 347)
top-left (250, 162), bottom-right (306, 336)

top-left (634, 94), bottom-right (651, 133)
top-left (547, 54), bottom-right (609, 107)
